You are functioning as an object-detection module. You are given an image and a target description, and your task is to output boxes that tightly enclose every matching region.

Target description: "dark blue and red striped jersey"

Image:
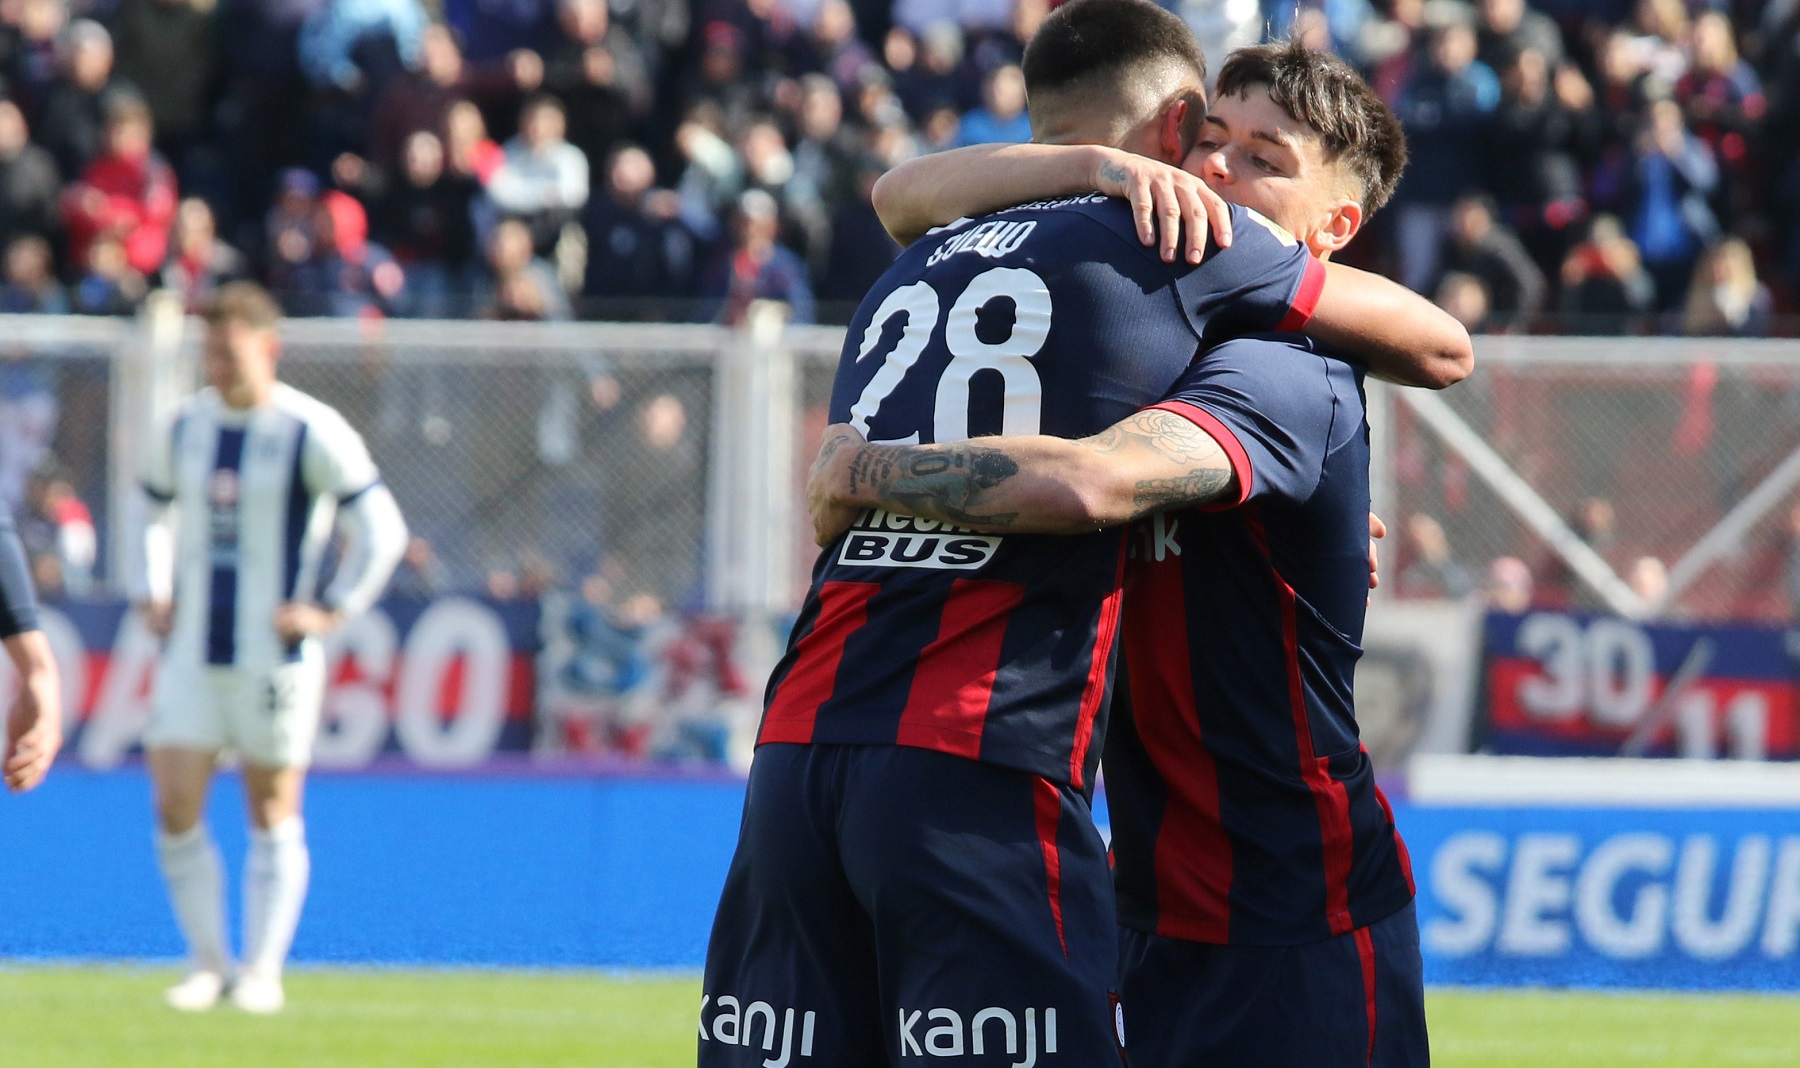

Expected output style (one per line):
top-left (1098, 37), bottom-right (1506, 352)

top-left (1105, 334), bottom-right (1416, 945)
top-left (758, 197), bottom-right (1324, 790)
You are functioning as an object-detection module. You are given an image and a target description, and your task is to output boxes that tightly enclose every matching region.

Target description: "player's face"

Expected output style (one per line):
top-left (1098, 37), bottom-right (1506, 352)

top-left (204, 320), bottom-right (280, 407)
top-left (1183, 89), bottom-right (1356, 257)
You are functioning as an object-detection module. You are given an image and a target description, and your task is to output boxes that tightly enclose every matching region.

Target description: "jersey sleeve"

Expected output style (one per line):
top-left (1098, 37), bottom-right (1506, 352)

top-left (1174, 205), bottom-right (1325, 345)
top-left (1147, 336), bottom-right (1338, 509)
top-left (0, 503), bottom-right (39, 637)
top-left (142, 412), bottom-right (181, 502)
top-left (302, 409), bottom-right (382, 501)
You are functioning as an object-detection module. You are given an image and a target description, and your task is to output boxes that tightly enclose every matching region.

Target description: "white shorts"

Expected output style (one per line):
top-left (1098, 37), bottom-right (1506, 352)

top-left (144, 644), bottom-right (327, 768)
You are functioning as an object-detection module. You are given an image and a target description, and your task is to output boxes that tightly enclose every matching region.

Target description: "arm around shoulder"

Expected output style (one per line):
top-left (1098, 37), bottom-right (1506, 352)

top-left (1305, 262), bottom-right (1474, 389)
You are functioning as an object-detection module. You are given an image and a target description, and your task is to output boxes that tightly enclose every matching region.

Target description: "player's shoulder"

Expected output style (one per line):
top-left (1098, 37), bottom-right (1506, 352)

top-left (272, 383), bottom-right (358, 435)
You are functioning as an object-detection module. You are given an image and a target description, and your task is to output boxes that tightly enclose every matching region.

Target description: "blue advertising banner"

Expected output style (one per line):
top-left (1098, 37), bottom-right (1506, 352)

top-left (1401, 801), bottom-right (1800, 989)
top-left (1480, 610), bottom-right (1800, 760)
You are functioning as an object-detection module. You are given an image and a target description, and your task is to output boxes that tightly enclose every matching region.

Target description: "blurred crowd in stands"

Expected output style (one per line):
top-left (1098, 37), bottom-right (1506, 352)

top-left (0, 0), bottom-right (1783, 328)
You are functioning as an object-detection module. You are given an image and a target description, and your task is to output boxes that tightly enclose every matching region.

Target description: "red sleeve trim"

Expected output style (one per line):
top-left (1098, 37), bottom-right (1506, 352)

top-left (1274, 256), bottom-right (1326, 333)
top-left (1146, 401), bottom-right (1253, 510)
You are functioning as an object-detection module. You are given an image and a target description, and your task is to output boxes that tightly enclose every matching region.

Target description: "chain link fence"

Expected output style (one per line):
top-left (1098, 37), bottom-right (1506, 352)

top-left (1377, 338), bottom-right (1800, 623)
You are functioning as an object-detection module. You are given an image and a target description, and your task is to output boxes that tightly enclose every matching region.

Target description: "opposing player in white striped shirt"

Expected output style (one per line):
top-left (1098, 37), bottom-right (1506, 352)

top-left (132, 283), bottom-right (408, 1014)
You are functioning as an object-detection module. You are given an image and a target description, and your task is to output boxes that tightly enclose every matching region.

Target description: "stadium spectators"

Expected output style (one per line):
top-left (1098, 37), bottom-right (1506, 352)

top-left (1435, 194), bottom-right (1545, 331)
top-left (0, 235), bottom-right (65, 313)
top-left (1391, 15), bottom-right (1501, 293)
top-left (156, 198), bottom-right (248, 313)
top-left (60, 95), bottom-right (176, 279)
top-left (0, 103), bottom-right (62, 251)
top-left (0, 0), bottom-right (1773, 329)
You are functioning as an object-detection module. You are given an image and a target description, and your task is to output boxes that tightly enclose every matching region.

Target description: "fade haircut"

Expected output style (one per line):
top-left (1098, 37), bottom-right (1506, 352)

top-left (1215, 39), bottom-right (1408, 215)
top-left (1022, 0), bottom-right (1206, 101)
top-left (205, 281), bottom-right (283, 331)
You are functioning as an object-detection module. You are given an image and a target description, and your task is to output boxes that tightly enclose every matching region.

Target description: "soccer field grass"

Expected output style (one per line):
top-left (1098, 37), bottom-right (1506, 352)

top-left (2, 967), bottom-right (1796, 1067)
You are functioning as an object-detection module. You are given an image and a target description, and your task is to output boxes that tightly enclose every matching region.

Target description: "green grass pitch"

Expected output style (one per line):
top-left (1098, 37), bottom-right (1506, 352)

top-left (1, 966), bottom-right (1796, 1066)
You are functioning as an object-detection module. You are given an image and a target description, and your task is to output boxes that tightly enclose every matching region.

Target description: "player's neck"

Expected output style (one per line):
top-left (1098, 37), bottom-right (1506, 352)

top-left (220, 382), bottom-right (277, 410)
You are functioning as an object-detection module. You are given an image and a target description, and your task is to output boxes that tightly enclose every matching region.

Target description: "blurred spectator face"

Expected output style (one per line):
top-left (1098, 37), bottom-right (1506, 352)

top-left (21, 0), bottom-right (65, 43)
top-left (1012, 0), bottom-right (1049, 43)
top-left (1430, 24), bottom-right (1477, 75)
top-left (638, 393), bottom-right (686, 450)
top-left (1478, 0), bottom-right (1523, 34)
top-left (88, 234), bottom-right (128, 278)
top-left (447, 101), bottom-right (488, 169)
top-left (522, 99), bottom-right (566, 148)
top-left (922, 106), bottom-right (960, 150)
top-left (1636, 0), bottom-right (1687, 44)
top-left (1577, 497), bottom-right (1615, 542)
top-left (883, 27), bottom-right (916, 71)
top-left (1628, 556), bottom-right (1667, 603)
top-left (1451, 197), bottom-right (1494, 244)
top-left (700, 23), bottom-right (745, 87)
top-left (1503, 48), bottom-right (1548, 100)
top-left (920, 22), bottom-right (963, 75)
top-left (558, 0), bottom-right (607, 44)
top-left (800, 76), bottom-right (842, 141)
top-left (1645, 98), bottom-right (1687, 154)
top-left (1435, 272), bottom-right (1491, 330)
top-left (5, 236), bottom-right (52, 287)
top-left (1600, 31), bottom-right (1644, 89)
top-left (1405, 514), bottom-right (1453, 563)
top-left (740, 122), bottom-right (792, 184)
top-left (105, 111), bottom-right (153, 161)
top-left (488, 218), bottom-right (534, 273)
top-left (403, 131), bottom-right (445, 188)
top-left (421, 24), bottom-right (464, 86)
top-left (813, 1), bottom-right (855, 47)
top-left (175, 198), bottom-right (216, 256)
top-left (1486, 557), bottom-right (1533, 613)
top-left (65, 22), bottom-right (113, 91)
top-left (607, 145), bottom-right (654, 203)
top-left (1291, 9), bottom-right (1330, 53)
top-left (486, 568), bottom-right (519, 599)
top-left (983, 65), bottom-right (1026, 120)
top-left (1706, 238), bottom-right (1755, 289)
top-left (311, 202), bottom-right (340, 254)
top-left (0, 101), bottom-right (28, 156)
top-left (732, 189), bottom-right (780, 250)
top-left (1690, 13), bottom-right (1736, 75)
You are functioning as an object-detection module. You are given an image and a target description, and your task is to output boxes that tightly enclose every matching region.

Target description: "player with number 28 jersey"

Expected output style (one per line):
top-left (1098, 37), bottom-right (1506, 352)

top-left (703, 189), bottom-right (1322, 1067)
top-left (760, 194), bottom-right (1321, 788)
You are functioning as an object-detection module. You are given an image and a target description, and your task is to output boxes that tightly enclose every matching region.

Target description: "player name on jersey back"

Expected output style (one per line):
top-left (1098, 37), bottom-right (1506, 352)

top-left (837, 509), bottom-right (1002, 570)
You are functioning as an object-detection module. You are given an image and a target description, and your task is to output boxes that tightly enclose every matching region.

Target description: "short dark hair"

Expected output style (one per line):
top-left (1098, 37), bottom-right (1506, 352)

top-left (1021, 0), bottom-right (1206, 99)
top-left (205, 281), bottom-right (283, 330)
top-left (1215, 39), bottom-right (1408, 215)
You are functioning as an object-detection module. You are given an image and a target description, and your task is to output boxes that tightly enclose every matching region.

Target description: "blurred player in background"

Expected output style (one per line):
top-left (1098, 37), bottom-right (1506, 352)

top-left (133, 282), bottom-right (407, 1014)
top-left (812, 39), bottom-right (1435, 1067)
top-left (702, 2), bottom-right (1467, 1064)
top-left (1, 500), bottom-right (61, 794)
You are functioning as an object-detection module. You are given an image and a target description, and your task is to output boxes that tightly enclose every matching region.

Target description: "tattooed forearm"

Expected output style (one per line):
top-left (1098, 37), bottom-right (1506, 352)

top-left (1132, 467), bottom-right (1232, 511)
top-left (845, 443), bottom-right (1023, 529)
top-left (1098, 159), bottom-right (1129, 188)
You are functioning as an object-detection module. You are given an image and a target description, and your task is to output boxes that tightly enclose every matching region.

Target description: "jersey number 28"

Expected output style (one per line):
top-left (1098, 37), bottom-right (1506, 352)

top-left (846, 266), bottom-right (1052, 444)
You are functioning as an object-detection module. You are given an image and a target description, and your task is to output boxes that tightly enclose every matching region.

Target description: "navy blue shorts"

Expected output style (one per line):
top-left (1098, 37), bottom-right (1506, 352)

top-left (700, 743), bottom-right (1123, 1066)
top-left (1118, 901), bottom-right (1428, 1067)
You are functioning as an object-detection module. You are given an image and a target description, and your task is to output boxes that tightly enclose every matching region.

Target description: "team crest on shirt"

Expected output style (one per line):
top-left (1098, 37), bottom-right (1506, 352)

top-left (208, 469), bottom-right (240, 506)
top-left (837, 509), bottom-right (1001, 570)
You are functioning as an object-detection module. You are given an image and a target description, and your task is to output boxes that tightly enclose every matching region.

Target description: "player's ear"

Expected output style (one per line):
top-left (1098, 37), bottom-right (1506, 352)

top-left (1157, 96), bottom-right (1192, 166)
top-left (1309, 198), bottom-right (1363, 259)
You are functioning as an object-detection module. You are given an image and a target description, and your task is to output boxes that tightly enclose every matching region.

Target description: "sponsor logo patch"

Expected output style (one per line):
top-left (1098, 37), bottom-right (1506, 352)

top-left (837, 510), bottom-right (1001, 571)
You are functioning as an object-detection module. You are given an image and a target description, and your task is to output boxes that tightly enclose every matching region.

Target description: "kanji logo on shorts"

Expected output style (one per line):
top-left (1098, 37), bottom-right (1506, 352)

top-left (698, 994), bottom-right (816, 1067)
top-left (899, 1005), bottom-right (1059, 1064)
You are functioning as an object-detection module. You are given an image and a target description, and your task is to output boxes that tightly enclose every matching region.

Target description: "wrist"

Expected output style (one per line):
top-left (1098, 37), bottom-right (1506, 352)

top-left (1085, 146), bottom-right (1121, 191)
